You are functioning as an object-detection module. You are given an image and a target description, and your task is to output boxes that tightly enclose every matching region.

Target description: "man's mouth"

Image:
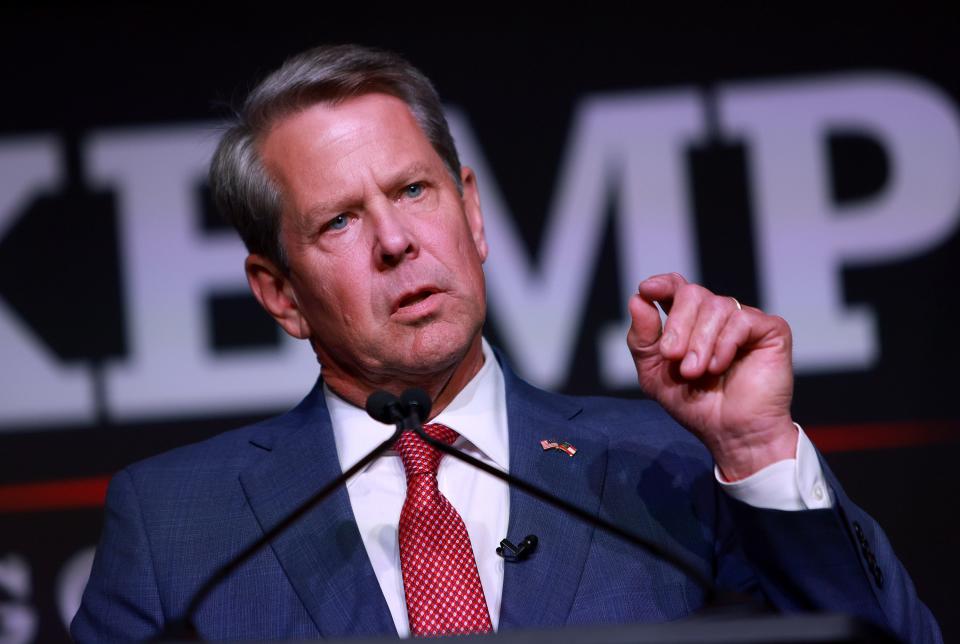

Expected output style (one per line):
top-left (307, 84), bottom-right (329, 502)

top-left (395, 287), bottom-right (440, 312)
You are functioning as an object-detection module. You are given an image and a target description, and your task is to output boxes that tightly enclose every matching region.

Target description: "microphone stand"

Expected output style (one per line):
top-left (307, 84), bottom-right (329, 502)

top-left (165, 426), bottom-right (404, 639)
top-left (408, 424), bottom-right (731, 605)
top-left (167, 388), bottom-right (755, 639)
top-left (396, 388), bottom-right (750, 610)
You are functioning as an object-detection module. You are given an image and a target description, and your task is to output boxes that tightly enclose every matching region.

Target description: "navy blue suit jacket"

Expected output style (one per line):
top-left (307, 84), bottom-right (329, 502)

top-left (72, 355), bottom-right (941, 642)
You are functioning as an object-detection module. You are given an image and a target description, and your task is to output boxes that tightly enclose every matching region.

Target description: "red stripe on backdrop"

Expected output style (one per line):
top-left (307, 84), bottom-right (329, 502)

top-left (806, 420), bottom-right (960, 453)
top-left (0, 475), bottom-right (110, 513)
top-left (0, 421), bottom-right (958, 513)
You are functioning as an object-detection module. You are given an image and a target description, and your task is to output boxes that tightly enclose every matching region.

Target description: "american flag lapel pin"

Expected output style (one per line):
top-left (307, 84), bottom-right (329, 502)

top-left (540, 439), bottom-right (577, 457)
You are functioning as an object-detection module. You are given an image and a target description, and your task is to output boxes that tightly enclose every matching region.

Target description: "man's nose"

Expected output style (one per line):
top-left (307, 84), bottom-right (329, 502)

top-left (372, 202), bottom-right (418, 268)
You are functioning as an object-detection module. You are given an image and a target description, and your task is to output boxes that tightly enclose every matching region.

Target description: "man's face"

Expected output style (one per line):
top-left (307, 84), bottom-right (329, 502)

top-left (255, 93), bottom-right (488, 387)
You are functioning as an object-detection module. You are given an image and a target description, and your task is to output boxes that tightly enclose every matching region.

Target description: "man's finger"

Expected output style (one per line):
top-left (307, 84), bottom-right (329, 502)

top-left (656, 282), bottom-right (707, 361)
top-left (682, 296), bottom-right (738, 379)
top-left (631, 272), bottom-right (689, 353)
top-left (709, 309), bottom-right (752, 374)
top-left (636, 272), bottom-right (688, 314)
top-left (709, 307), bottom-right (791, 374)
top-left (627, 293), bottom-right (663, 353)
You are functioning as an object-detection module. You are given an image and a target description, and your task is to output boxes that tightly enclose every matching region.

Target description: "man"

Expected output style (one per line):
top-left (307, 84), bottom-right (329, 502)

top-left (72, 45), bottom-right (941, 642)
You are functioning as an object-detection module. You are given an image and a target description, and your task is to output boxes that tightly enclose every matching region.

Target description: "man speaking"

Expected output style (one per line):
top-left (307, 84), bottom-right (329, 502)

top-left (72, 44), bottom-right (941, 642)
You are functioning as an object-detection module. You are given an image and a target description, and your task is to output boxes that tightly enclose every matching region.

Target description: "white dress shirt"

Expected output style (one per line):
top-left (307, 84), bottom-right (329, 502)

top-left (327, 339), bottom-right (510, 636)
top-left (326, 339), bottom-right (830, 635)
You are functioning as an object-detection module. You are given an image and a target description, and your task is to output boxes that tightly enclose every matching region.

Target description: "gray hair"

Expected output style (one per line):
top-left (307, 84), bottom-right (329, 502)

top-left (209, 44), bottom-right (463, 271)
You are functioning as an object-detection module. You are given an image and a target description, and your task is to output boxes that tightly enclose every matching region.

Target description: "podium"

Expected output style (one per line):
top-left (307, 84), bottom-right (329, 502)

top-left (167, 614), bottom-right (897, 643)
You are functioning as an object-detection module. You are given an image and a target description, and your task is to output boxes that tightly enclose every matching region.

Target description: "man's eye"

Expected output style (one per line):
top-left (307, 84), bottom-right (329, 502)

top-left (403, 183), bottom-right (424, 199)
top-left (327, 214), bottom-right (349, 231)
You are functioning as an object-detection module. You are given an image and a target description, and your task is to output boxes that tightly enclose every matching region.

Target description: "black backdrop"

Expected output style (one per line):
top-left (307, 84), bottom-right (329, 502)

top-left (0, 9), bottom-right (958, 643)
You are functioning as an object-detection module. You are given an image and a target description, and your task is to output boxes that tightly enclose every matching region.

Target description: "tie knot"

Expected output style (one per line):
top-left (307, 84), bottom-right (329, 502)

top-left (395, 423), bottom-right (458, 478)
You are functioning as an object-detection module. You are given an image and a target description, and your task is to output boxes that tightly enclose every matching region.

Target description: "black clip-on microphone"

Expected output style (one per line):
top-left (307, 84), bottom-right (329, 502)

top-left (496, 535), bottom-right (538, 561)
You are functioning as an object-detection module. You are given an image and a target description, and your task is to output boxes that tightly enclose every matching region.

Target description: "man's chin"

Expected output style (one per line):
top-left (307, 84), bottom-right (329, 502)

top-left (386, 326), bottom-right (480, 377)
top-left (391, 344), bottom-right (466, 376)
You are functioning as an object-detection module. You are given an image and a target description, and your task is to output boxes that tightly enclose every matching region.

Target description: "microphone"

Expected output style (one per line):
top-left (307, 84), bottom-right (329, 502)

top-left (400, 388), bottom-right (431, 425)
top-left (366, 389), bottom-right (404, 424)
top-left (496, 534), bottom-right (538, 561)
top-left (366, 388), bottom-right (431, 429)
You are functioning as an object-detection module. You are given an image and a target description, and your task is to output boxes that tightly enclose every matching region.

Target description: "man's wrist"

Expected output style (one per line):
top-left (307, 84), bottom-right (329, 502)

top-left (716, 423), bottom-right (834, 511)
top-left (715, 419), bottom-right (799, 482)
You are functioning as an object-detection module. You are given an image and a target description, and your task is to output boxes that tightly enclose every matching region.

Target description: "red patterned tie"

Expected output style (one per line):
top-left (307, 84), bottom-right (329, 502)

top-left (395, 423), bottom-right (493, 636)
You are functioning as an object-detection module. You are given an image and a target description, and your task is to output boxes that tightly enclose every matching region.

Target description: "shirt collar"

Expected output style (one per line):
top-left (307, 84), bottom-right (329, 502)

top-left (326, 338), bottom-right (509, 474)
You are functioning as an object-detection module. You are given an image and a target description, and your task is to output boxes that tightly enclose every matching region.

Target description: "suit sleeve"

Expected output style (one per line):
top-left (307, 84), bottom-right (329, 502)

top-left (717, 455), bottom-right (943, 644)
top-left (71, 468), bottom-right (165, 643)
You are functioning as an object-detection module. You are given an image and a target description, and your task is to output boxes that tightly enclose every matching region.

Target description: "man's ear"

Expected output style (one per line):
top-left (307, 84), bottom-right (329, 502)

top-left (460, 166), bottom-right (488, 263)
top-left (245, 254), bottom-right (312, 340)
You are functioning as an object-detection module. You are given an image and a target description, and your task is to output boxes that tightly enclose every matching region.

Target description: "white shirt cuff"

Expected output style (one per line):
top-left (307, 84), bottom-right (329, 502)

top-left (715, 423), bottom-right (834, 511)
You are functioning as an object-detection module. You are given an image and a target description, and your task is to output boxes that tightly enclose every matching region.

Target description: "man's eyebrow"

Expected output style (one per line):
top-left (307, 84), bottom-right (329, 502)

top-left (389, 161), bottom-right (436, 185)
top-left (301, 196), bottom-right (352, 221)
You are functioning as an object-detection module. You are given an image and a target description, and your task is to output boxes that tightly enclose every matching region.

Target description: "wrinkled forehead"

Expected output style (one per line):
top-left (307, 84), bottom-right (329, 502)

top-left (260, 94), bottom-right (450, 220)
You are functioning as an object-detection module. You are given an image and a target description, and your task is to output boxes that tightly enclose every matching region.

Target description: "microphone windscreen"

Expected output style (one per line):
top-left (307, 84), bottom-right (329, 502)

top-left (400, 388), bottom-right (432, 423)
top-left (366, 390), bottom-right (401, 424)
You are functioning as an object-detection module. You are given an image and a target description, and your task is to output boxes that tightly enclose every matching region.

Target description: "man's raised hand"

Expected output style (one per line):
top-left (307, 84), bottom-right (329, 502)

top-left (627, 273), bottom-right (797, 481)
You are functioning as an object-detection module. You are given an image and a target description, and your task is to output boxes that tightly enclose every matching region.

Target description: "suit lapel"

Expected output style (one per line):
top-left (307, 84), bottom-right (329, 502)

top-left (498, 360), bottom-right (608, 631)
top-left (238, 381), bottom-right (397, 638)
